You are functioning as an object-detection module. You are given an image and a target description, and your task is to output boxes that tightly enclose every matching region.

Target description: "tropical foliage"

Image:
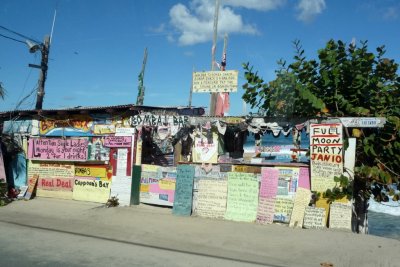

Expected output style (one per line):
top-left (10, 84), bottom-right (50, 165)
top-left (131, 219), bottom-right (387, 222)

top-left (242, 39), bottom-right (400, 204)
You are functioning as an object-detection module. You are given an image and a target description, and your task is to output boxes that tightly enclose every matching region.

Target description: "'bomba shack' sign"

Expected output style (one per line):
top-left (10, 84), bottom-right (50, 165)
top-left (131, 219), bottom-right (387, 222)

top-left (310, 123), bottom-right (343, 192)
top-left (130, 114), bottom-right (189, 127)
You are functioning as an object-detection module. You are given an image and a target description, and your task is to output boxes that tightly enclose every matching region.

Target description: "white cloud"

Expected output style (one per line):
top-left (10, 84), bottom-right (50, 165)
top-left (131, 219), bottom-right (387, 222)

top-left (383, 6), bottom-right (399, 20)
top-left (169, 0), bottom-right (262, 46)
top-left (222, 0), bottom-right (286, 11)
top-left (168, 0), bottom-right (326, 45)
top-left (296, 0), bottom-right (326, 22)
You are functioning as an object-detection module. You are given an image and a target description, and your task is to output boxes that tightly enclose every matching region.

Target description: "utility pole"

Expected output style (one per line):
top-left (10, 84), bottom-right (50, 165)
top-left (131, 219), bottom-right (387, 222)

top-left (209, 0), bottom-right (220, 116)
top-left (136, 47), bottom-right (148, 106)
top-left (35, 35), bottom-right (50, 110)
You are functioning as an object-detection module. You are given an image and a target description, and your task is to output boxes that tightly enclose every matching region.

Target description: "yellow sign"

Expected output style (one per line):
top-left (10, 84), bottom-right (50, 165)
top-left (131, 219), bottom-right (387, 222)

top-left (193, 70), bottom-right (238, 93)
top-left (232, 165), bottom-right (261, 174)
top-left (72, 179), bottom-right (111, 203)
top-left (142, 164), bottom-right (159, 172)
top-left (39, 116), bottom-right (92, 135)
top-left (74, 166), bottom-right (107, 179)
top-left (140, 184), bottom-right (149, 192)
top-left (159, 179), bottom-right (176, 190)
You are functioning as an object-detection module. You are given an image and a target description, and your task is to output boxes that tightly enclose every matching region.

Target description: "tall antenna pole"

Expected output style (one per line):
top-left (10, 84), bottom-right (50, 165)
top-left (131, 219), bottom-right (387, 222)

top-left (50, 9), bottom-right (57, 44)
top-left (209, 0), bottom-right (220, 116)
top-left (136, 47), bottom-right (148, 106)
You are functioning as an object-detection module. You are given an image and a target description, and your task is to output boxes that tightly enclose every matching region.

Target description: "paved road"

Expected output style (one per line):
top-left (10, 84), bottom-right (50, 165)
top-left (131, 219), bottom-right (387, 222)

top-left (1, 198), bottom-right (399, 267)
top-left (0, 221), bottom-right (272, 267)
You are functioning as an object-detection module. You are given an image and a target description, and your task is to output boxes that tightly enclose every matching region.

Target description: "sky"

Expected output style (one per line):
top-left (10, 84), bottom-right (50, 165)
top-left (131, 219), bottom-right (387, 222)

top-left (0, 0), bottom-right (399, 116)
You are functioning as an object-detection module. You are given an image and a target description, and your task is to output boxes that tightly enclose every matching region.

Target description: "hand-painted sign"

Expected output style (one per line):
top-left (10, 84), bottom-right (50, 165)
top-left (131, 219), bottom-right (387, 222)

top-left (289, 187), bottom-right (311, 228)
top-left (28, 162), bottom-right (75, 199)
top-left (192, 133), bottom-right (218, 163)
top-left (224, 172), bottom-right (259, 222)
top-left (274, 196), bottom-right (294, 223)
top-left (257, 168), bottom-right (279, 224)
top-left (28, 138), bottom-right (89, 161)
top-left (74, 165), bottom-right (107, 180)
top-left (130, 114), bottom-right (189, 127)
top-left (25, 174), bottom-right (39, 200)
top-left (140, 165), bottom-right (177, 206)
top-left (104, 136), bottom-right (132, 147)
top-left (303, 206), bottom-right (326, 229)
top-left (39, 116), bottom-right (92, 136)
top-left (72, 178), bottom-right (111, 203)
top-left (192, 70), bottom-right (238, 93)
top-left (172, 165), bottom-right (195, 216)
top-left (340, 117), bottom-right (386, 128)
top-left (310, 123), bottom-right (343, 192)
top-left (37, 178), bottom-right (73, 191)
top-left (195, 179), bottom-right (228, 219)
top-left (329, 202), bottom-right (352, 230)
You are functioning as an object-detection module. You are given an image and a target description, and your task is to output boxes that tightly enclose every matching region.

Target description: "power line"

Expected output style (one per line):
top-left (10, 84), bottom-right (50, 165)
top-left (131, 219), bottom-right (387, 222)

top-left (0, 25), bottom-right (41, 43)
top-left (0, 33), bottom-right (25, 44)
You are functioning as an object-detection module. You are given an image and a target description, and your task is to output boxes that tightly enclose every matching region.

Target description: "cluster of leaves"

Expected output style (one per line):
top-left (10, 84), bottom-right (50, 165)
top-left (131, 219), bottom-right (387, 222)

top-left (322, 175), bottom-right (354, 203)
top-left (242, 39), bottom-right (400, 203)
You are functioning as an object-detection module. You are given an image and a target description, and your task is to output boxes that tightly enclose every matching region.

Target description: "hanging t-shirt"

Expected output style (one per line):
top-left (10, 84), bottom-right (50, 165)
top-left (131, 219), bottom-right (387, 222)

top-left (192, 132), bottom-right (218, 163)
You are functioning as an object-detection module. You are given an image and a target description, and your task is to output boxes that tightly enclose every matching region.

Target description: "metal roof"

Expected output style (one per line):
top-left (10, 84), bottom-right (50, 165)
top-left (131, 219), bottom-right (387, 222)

top-left (0, 103), bottom-right (205, 119)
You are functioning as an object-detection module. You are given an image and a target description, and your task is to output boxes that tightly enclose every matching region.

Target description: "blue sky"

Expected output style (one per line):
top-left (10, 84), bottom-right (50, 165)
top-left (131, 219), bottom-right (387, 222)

top-left (1, 0), bottom-right (399, 115)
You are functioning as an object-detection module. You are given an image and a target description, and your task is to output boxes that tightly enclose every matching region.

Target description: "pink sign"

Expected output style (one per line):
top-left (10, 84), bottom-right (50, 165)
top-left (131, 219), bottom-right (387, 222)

top-left (260, 167), bottom-right (279, 198)
top-left (298, 167), bottom-right (311, 190)
top-left (104, 136), bottom-right (132, 147)
top-left (257, 167), bottom-right (279, 224)
top-left (28, 138), bottom-right (89, 161)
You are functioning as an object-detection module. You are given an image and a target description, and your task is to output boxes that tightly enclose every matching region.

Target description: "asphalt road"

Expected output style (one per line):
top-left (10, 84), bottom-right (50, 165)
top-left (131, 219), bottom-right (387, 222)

top-left (0, 221), bottom-right (271, 267)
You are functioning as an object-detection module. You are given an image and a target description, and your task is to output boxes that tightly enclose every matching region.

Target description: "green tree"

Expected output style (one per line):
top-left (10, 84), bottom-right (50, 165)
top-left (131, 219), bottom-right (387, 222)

top-left (242, 39), bottom-right (400, 232)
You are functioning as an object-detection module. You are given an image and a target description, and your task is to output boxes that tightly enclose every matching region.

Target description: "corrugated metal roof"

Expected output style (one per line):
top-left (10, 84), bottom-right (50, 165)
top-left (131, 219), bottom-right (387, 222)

top-left (0, 103), bottom-right (206, 119)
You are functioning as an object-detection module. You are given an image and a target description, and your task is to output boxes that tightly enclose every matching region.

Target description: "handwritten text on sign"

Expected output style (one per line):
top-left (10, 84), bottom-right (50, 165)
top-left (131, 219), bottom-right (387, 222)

top-left (72, 178), bottom-right (110, 203)
top-left (38, 178), bottom-right (73, 191)
top-left (310, 123), bottom-right (343, 192)
top-left (131, 114), bottom-right (189, 127)
top-left (172, 165), bottom-right (195, 216)
top-left (104, 136), bottom-right (132, 147)
top-left (195, 179), bottom-right (228, 219)
top-left (74, 165), bottom-right (107, 179)
top-left (28, 138), bottom-right (88, 161)
top-left (257, 168), bottom-right (279, 224)
top-left (224, 172), bottom-right (259, 222)
top-left (192, 70), bottom-right (238, 93)
top-left (329, 202), bottom-right (352, 230)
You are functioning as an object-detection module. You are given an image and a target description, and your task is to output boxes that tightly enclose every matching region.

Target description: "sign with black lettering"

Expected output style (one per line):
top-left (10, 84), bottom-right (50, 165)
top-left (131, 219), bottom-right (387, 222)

top-left (172, 165), bottom-right (195, 216)
top-left (310, 123), bottom-right (343, 192)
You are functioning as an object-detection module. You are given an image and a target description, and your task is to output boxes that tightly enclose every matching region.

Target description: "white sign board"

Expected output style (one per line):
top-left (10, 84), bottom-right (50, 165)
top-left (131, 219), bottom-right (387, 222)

top-left (192, 70), bottom-right (238, 93)
top-left (340, 117), bottom-right (386, 128)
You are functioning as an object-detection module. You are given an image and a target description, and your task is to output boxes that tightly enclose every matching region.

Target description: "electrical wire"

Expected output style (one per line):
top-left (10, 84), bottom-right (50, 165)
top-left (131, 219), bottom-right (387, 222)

top-left (0, 33), bottom-right (25, 44)
top-left (0, 25), bottom-right (41, 44)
